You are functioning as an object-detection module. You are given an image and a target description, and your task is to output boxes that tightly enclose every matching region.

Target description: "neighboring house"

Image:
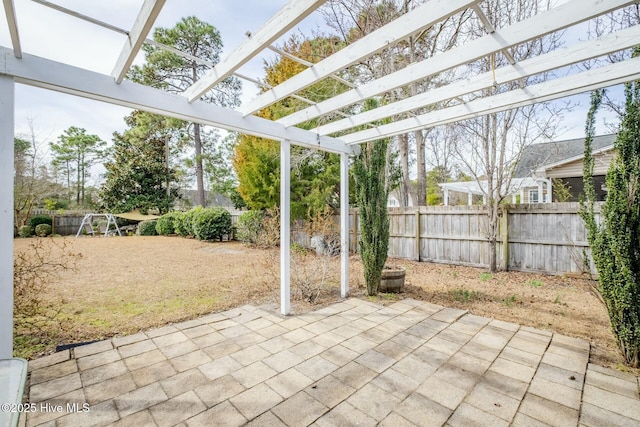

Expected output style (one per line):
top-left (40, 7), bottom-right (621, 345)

top-left (177, 190), bottom-right (234, 209)
top-left (388, 189), bottom-right (414, 208)
top-left (521, 134), bottom-right (615, 202)
top-left (439, 134), bottom-right (615, 205)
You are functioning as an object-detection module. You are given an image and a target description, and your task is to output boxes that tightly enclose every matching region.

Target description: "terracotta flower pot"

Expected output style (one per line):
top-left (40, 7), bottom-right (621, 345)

top-left (380, 265), bottom-right (406, 293)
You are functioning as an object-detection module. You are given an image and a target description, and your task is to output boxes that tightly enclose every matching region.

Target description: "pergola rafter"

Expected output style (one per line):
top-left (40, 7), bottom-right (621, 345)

top-left (278, 0), bottom-right (634, 129)
top-left (182, 0), bottom-right (326, 102)
top-left (111, 0), bottom-right (165, 84)
top-left (342, 56), bottom-right (640, 144)
top-left (239, 0), bottom-right (482, 116)
top-left (2, 0), bottom-right (20, 58)
top-left (315, 24), bottom-right (640, 136)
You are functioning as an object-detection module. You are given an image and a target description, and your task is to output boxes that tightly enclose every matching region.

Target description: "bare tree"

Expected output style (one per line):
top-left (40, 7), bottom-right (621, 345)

top-left (452, 0), bottom-right (568, 272)
top-left (14, 119), bottom-right (57, 228)
top-left (322, 0), bottom-right (470, 206)
top-left (585, 4), bottom-right (640, 117)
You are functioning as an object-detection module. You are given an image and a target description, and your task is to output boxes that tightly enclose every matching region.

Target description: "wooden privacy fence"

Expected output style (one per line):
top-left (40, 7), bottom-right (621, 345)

top-left (344, 202), bottom-right (599, 276)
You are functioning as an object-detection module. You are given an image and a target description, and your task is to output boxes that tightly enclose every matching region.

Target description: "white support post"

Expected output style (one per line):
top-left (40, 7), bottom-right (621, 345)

top-left (443, 189), bottom-right (449, 206)
top-left (546, 179), bottom-right (553, 203)
top-left (0, 76), bottom-right (14, 358)
top-left (280, 140), bottom-right (291, 315)
top-left (340, 152), bottom-right (349, 298)
top-left (512, 194), bottom-right (517, 204)
top-left (468, 192), bottom-right (473, 206)
top-left (520, 189), bottom-right (525, 204)
top-left (538, 181), bottom-right (544, 204)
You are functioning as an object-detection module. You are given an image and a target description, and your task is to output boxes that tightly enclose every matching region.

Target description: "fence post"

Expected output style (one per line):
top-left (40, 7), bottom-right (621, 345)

top-left (415, 207), bottom-right (420, 261)
top-left (500, 206), bottom-right (509, 271)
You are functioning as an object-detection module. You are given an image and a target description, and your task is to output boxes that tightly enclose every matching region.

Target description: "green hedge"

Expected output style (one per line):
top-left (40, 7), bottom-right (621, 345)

top-left (156, 211), bottom-right (181, 235)
top-left (193, 207), bottom-right (232, 241)
top-left (138, 220), bottom-right (158, 236)
top-left (28, 215), bottom-right (52, 228)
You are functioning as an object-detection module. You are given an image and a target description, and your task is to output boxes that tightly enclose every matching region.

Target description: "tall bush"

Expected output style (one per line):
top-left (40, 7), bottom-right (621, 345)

top-left (353, 138), bottom-right (390, 296)
top-left (237, 210), bottom-right (264, 244)
top-left (581, 79), bottom-right (640, 367)
top-left (193, 207), bottom-right (232, 241)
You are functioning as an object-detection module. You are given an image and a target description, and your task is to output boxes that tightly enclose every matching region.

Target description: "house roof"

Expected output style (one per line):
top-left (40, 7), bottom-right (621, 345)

top-left (180, 190), bottom-right (234, 209)
top-left (439, 177), bottom-right (539, 196)
top-left (514, 134), bottom-right (616, 178)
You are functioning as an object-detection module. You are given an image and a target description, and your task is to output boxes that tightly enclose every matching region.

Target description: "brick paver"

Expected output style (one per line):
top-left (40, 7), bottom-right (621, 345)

top-left (23, 298), bottom-right (640, 426)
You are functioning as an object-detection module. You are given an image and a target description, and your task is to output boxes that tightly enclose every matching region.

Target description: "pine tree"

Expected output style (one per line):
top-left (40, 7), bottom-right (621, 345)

top-left (130, 16), bottom-right (241, 207)
top-left (50, 127), bottom-right (105, 206)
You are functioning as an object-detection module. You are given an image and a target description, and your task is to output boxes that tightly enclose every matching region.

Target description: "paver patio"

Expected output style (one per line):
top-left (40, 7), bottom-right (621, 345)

top-left (23, 298), bottom-right (640, 426)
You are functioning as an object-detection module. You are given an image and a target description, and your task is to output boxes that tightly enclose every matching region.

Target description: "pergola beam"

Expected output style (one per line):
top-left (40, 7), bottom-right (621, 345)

top-left (279, 0), bottom-right (634, 129)
top-left (343, 56), bottom-right (640, 145)
top-left (2, 0), bottom-right (21, 58)
top-left (239, 0), bottom-right (482, 116)
top-left (183, 0), bottom-right (325, 102)
top-left (316, 24), bottom-right (640, 135)
top-left (0, 48), bottom-right (353, 155)
top-left (112, 0), bottom-right (165, 84)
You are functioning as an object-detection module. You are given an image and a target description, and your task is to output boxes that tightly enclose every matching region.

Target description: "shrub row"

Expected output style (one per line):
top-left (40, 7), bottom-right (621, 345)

top-left (154, 207), bottom-right (232, 241)
top-left (18, 215), bottom-right (54, 237)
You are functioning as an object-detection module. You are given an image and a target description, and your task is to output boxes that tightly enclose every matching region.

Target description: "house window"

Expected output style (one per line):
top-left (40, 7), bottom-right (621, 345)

top-left (529, 189), bottom-right (539, 204)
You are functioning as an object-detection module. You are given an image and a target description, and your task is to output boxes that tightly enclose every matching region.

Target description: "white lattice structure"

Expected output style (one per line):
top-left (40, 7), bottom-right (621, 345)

top-left (2, 0), bottom-right (639, 356)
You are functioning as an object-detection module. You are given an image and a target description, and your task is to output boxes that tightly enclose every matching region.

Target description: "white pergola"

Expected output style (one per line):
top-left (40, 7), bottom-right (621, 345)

top-left (2, 0), bottom-right (639, 358)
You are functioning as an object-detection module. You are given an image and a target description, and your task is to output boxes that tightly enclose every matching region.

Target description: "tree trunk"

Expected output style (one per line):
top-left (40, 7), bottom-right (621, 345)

top-left (76, 155), bottom-right (81, 205)
top-left (415, 130), bottom-right (426, 206)
top-left (398, 134), bottom-right (410, 207)
top-left (194, 123), bottom-right (206, 207)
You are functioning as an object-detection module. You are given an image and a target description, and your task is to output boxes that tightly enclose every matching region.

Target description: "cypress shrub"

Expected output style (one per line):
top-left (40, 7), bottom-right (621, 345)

top-left (581, 78), bottom-right (640, 367)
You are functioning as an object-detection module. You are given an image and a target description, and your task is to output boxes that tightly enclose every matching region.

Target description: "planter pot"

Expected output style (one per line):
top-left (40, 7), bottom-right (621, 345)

top-left (380, 266), bottom-right (406, 293)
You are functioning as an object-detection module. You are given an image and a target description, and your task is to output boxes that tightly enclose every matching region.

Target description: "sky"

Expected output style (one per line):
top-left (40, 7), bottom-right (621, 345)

top-left (0, 0), bottom-right (627, 185)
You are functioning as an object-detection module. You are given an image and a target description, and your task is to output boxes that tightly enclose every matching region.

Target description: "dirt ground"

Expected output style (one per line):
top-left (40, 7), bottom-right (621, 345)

top-left (14, 236), bottom-right (627, 373)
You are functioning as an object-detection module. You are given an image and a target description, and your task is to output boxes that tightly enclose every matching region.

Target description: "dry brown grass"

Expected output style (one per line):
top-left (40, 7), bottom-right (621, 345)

top-left (13, 236), bottom-right (628, 373)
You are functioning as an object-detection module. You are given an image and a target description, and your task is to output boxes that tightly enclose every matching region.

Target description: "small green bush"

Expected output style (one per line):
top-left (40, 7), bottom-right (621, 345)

top-left (34, 224), bottom-right (52, 237)
top-left (137, 220), bottom-right (158, 236)
top-left (193, 207), bottom-right (232, 241)
top-left (29, 215), bottom-right (52, 228)
top-left (237, 210), bottom-right (264, 244)
top-left (18, 225), bottom-right (33, 238)
top-left (156, 212), bottom-right (180, 235)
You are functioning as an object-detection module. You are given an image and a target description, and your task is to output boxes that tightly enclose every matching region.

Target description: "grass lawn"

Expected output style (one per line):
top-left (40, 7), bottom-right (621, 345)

top-left (13, 236), bottom-right (627, 373)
